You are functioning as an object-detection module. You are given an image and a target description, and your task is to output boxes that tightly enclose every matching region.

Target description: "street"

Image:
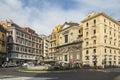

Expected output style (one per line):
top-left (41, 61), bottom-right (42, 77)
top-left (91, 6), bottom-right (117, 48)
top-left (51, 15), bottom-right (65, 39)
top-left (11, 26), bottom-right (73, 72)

top-left (0, 67), bottom-right (120, 80)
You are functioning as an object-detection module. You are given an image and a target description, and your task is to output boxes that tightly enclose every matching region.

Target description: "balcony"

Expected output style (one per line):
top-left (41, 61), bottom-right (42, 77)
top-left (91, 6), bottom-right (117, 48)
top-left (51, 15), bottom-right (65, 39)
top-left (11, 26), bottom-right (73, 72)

top-left (92, 24), bottom-right (96, 27)
top-left (91, 35), bottom-right (96, 38)
top-left (109, 35), bottom-right (112, 39)
top-left (84, 37), bottom-right (89, 40)
top-left (50, 39), bottom-right (56, 42)
top-left (84, 27), bottom-right (89, 30)
top-left (104, 34), bottom-right (107, 37)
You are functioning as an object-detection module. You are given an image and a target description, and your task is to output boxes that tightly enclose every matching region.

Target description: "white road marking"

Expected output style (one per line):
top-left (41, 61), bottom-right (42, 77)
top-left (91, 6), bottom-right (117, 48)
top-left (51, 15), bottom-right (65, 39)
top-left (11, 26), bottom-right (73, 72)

top-left (0, 75), bottom-right (57, 80)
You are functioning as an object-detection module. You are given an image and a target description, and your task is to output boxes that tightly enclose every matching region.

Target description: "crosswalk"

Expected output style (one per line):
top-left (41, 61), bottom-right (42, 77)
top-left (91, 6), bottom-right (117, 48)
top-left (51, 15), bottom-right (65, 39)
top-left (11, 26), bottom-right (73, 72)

top-left (0, 75), bottom-right (57, 80)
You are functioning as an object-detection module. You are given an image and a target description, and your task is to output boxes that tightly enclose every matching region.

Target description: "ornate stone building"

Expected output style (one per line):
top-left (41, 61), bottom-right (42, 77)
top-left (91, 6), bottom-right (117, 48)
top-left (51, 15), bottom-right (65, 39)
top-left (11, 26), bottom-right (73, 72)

top-left (55, 22), bottom-right (83, 67)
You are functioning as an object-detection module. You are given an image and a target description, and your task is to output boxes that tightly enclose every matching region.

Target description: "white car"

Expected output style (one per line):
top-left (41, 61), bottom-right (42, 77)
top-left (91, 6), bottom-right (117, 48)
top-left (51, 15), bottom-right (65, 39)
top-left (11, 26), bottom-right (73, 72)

top-left (2, 62), bottom-right (17, 68)
top-left (22, 62), bottom-right (34, 67)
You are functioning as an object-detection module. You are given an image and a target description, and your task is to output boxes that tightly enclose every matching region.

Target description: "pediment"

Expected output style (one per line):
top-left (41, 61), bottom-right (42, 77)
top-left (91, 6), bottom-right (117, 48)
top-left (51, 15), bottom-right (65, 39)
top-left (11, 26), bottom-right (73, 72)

top-left (62, 24), bottom-right (70, 30)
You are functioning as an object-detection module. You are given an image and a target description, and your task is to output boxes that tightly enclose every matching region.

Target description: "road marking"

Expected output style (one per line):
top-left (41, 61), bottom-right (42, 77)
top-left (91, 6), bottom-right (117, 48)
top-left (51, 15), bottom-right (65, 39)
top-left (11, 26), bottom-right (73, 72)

top-left (0, 76), bottom-right (57, 80)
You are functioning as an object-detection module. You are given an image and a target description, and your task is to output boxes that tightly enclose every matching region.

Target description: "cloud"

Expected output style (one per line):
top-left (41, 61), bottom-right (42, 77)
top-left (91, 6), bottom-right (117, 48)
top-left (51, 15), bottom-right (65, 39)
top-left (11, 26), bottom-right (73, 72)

top-left (0, 0), bottom-right (120, 35)
top-left (76, 0), bottom-right (120, 19)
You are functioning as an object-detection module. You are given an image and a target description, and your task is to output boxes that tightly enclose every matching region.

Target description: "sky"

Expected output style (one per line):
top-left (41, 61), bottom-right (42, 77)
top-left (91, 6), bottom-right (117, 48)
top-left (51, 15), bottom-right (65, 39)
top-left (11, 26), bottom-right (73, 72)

top-left (0, 0), bottom-right (120, 35)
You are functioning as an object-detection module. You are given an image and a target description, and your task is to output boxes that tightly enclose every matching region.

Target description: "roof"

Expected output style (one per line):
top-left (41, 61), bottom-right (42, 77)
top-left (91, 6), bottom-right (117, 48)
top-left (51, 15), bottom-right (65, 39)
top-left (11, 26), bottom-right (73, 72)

top-left (0, 25), bottom-right (7, 33)
top-left (81, 12), bottom-right (120, 26)
top-left (59, 22), bottom-right (79, 32)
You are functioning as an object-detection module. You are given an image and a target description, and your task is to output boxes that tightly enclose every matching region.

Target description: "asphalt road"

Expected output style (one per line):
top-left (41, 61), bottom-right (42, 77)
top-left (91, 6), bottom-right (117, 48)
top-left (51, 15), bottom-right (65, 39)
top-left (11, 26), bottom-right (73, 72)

top-left (0, 67), bottom-right (120, 80)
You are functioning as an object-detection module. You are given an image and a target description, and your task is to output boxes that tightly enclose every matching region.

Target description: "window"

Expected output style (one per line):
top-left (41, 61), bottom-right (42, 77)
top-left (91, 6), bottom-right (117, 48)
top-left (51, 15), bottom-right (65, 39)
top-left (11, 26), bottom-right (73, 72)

top-left (114, 50), bottom-right (116, 54)
top-left (114, 61), bottom-right (116, 63)
top-left (64, 55), bottom-right (68, 61)
top-left (93, 30), bottom-right (96, 34)
top-left (110, 31), bottom-right (111, 35)
top-left (114, 24), bottom-right (115, 27)
top-left (114, 33), bottom-right (116, 37)
top-left (93, 40), bottom-right (96, 44)
top-left (110, 41), bottom-right (111, 44)
top-left (104, 19), bottom-right (106, 22)
top-left (104, 29), bottom-right (106, 33)
top-left (114, 56), bottom-right (116, 60)
top-left (86, 23), bottom-right (88, 27)
top-left (85, 56), bottom-right (89, 60)
top-left (9, 31), bottom-right (13, 35)
top-left (2, 34), bottom-right (5, 40)
top-left (78, 35), bottom-right (81, 38)
top-left (21, 33), bottom-right (24, 37)
top-left (29, 49), bottom-right (31, 53)
top-left (64, 35), bottom-right (68, 43)
top-left (93, 55), bottom-right (97, 60)
top-left (54, 42), bottom-right (56, 46)
top-left (2, 34), bottom-right (5, 46)
top-left (93, 49), bottom-right (96, 53)
top-left (105, 48), bottom-right (106, 53)
top-left (60, 37), bottom-right (62, 39)
top-left (109, 22), bottom-right (111, 25)
top-left (70, 33), bottom-right (73, 35)
top-left (119, 42), bottom-right (120, 47)
top-left (86, 50), bottom-right (89, 54)
top-left (94, 19), bottom-right (96, 25)
top-left (104, 39), bottom-right (106, 43)
top-left (114, 42), bottom-right (116, 45)
top-left (110, 49), bottom-right (111, 53)
top-left (86, 32), bottom-right (88, 36)
top-left (86, 42), bottom-right (89, 46)
top-left (119, 34), bottom-right (120, 39)
top-left (21, 47), bottom-right (22, 51)
top-left (16, 46), bottom-right (19, 51)
top-left (79, 30), bottom-right (81, 33)
top-left (25, 48), bottom-right (27, 52)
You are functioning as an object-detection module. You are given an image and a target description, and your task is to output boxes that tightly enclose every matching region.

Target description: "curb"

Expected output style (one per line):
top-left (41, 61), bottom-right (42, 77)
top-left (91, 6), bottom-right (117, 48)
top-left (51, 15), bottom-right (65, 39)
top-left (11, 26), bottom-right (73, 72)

top-left (18, 70), bottom-right (70, 73)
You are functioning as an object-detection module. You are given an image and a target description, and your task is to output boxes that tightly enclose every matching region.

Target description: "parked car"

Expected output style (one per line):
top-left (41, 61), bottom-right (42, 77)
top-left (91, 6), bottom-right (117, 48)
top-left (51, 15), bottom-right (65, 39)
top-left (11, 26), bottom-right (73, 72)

top-left (22, 62), bottom-right (34, 67)
top-left (2, 62), bottom-right (17, 68)
top-left (83, 64), bottom-right (90, 68)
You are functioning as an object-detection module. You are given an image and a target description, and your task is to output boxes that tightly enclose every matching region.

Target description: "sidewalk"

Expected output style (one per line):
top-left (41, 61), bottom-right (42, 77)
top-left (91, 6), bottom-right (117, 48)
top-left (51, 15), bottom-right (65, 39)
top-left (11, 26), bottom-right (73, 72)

top-left (88, 68), bottom-right (120, 72)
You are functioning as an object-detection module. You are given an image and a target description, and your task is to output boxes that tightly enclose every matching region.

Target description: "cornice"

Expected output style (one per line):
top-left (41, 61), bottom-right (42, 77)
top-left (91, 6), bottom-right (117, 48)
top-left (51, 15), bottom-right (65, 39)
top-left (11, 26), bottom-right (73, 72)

top-left (82, 12), bottom-right (120, 26)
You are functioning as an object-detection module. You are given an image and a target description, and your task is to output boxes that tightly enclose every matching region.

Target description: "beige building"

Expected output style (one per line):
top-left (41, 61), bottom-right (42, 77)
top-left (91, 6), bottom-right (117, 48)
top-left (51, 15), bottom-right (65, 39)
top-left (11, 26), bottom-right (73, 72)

top-left (56, 22), bottom-right (83, 67)
top-left (49, 25), bottom-right (61, 61)
top-left (82, 12), bottom-right (120, 67)
top-left (0, 25), bottom-right (7, 66)
top-left (51, 12), bottom-right (120, 68)
top-left (40, 35), bottom-right (50, 61)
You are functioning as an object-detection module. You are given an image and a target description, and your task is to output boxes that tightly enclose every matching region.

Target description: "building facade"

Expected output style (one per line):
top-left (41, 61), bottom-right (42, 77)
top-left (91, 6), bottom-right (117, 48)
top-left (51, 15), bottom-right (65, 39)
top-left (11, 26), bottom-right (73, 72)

top-left (82, 12), bottom-right (120, 67)
top-left (1, 21), bottom-right (43, 65)
top-left (0, 25), bottom-right (7, 66)
top-left (56, 22), bottom-right (83, 67)
top-left (49, 25), bottom-right (61, 61)
top-left (40, 35), bottom-right (50, 61)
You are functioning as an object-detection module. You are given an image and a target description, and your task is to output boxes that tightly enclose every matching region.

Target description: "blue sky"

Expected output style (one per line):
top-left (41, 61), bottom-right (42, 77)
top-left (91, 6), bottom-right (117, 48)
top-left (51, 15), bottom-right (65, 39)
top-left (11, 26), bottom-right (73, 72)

top-left (0, 0), bottom-right (120, 35)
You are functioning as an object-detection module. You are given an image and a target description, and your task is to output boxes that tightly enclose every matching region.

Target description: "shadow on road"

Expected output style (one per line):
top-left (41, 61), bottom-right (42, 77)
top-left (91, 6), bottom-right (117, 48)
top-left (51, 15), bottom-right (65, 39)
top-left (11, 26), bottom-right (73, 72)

top-left (0, 67), bottom-right (120, 80)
